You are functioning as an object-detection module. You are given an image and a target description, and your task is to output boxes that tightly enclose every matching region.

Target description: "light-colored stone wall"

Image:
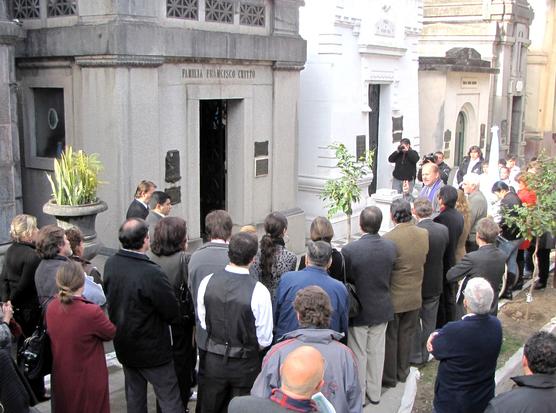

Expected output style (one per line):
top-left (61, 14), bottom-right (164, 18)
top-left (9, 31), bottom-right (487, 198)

top-left (12, 0), bottom-right (307, 252)
top-left (297, 0), bottom-right (422, 239)
top-left (523, 0), bottom-right (556, 158)
top-left (420, 0), bottom-right (534, 161)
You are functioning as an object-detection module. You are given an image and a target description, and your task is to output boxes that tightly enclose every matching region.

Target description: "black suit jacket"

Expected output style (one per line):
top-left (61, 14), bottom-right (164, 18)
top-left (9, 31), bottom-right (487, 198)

top-left (104, 250), bottom-right (179, 368)
top-left (126, 199), bottom-right (148, 219)
top-left (417, 219), bottom-right (449, 298)
top-left (446, 244), bottom-right (506, 314)
top-left (434, 207), bottom-right (464, 278)
top-left (341, 233), bottom-right (397, 326)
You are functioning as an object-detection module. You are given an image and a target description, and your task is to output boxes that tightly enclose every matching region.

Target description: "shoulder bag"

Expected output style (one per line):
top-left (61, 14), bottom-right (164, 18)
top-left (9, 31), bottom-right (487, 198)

top-left (341, 252), bottom-right (361, 319)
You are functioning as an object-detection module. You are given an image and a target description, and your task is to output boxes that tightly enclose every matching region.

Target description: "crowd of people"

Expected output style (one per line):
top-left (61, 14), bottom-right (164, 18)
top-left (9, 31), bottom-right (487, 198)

top-left (0, 145), bottom-right (554, 413)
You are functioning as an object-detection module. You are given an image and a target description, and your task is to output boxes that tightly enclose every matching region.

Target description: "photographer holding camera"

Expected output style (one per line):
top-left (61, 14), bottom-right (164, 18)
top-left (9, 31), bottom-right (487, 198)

top-left (388, 138), bottom-right (420, 194)
top-left (417, 151), bottom-right (451, 185)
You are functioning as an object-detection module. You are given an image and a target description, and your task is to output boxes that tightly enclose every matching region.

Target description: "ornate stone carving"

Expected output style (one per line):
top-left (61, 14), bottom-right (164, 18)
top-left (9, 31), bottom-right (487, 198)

top-left (375, 18), bottom-right (395, 37)
top-left (47, 0), bottom-right (77, 17)
top-left (240, 2), bottom-right (265, 27)
top-left (205, 0), bottom-right (234, 23)
top-left (13, 0), bottom-right (40, 19)
top-left (167, 0), bottom-right (199, 20)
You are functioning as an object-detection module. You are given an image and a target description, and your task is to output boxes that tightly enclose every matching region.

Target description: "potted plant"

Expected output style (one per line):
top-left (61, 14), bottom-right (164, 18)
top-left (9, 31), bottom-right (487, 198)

top-left (43, 146), bottom-right (107, 259)
top-left (503, 152), bottom-right (556, 318)
top-left (320, 143), bottom-right (374, 242)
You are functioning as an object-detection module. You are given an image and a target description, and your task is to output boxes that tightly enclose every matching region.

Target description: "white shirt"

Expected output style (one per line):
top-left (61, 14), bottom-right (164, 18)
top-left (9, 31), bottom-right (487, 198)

top-left (197, 264), bottom-right (273, 348)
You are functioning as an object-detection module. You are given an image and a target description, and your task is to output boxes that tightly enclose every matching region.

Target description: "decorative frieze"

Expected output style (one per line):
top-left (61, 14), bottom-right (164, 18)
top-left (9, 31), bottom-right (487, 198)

top-left (13, 0), bottom-right (39, 19)
top-left (167, 0), bottom-right (199, 20)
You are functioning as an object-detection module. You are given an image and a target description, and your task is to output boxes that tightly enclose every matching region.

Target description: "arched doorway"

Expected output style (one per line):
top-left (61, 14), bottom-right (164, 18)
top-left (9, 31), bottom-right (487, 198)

top-left (454, 111), bottom-right (466, 167)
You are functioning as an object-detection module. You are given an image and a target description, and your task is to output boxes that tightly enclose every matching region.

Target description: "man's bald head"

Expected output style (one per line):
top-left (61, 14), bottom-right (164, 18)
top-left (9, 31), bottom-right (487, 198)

top-left (119, 218), bottom-right (149, 251)
top-left (422, 162), bottom-right (440, 186)
top-left (280, 346), bottom-right (324, 399)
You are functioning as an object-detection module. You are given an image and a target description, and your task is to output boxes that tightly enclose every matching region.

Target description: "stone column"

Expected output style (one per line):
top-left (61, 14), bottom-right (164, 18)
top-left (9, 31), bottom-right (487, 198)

top-left (0, 4), bottom-right (24, 257)
top-left (369, 188), bottom-right (402, 234)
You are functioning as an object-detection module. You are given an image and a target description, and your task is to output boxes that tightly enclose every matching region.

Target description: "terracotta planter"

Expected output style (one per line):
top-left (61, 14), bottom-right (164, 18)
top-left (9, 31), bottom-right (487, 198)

top-left (43, 200), bottom-right (108, 260)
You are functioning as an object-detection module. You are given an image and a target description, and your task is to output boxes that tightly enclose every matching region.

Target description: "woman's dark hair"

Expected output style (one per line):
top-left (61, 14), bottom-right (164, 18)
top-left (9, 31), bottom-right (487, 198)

top-left (36, 225), bottom-right (65, 259)
top-left (65, 227), bottom-right (84, 255)
top-left (151, 217), bottom-right (187, 256)
top-left (260, 212), bottom-right (288, 278)
top-left (491, 181), bottom-right (510, 193)
top-left (390, 199), bottom-right (412, 224)
top-left (56, 260), bottom-right (85, 305)
top-left (467, 145), bottom-right (483, 159)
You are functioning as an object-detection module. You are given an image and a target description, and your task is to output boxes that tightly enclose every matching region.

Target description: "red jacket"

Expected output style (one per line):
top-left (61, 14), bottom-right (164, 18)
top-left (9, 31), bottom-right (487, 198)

top-left (46, 297), bottom-right (115, 413)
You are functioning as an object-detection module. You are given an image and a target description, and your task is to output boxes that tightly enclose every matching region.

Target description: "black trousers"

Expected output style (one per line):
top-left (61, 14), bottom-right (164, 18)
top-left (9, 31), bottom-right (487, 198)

top-left (436, 281), bottom-right (456, 328)
top-left (198, 352), bottom-right (261, 413)
top-left (383, 309), bottom-right (420, 387)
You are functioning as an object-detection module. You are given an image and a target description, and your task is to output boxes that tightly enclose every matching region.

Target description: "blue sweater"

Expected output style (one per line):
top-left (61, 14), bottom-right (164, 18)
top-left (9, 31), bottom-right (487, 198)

top-left (274, 266), bottom-right (349, 340)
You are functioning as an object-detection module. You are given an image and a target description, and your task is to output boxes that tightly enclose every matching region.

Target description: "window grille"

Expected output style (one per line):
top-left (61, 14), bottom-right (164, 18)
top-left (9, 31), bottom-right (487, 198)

top-left (13, 0), bottom-right (40, 19)
top-left (47, 0), bottom-right (77, 17)
top-left (239, 2), bottom-right (265, 26)
top-left (205, 0), bottom-right (234, 23)
top-left (167, 0), bottom-right (198, 20)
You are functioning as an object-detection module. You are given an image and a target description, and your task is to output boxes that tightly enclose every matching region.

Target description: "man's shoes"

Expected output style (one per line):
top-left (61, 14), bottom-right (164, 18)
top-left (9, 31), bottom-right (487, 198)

top-left (500, 290), bottom-right (513, 300)
top-left (522, 271), bottom-right (533, 280)
top-left (512, 281), bottom-right (524, 291)
top-left (382, 381), bottom-right (396, 389)
top-left (533, 281), bottom-right (546, 290)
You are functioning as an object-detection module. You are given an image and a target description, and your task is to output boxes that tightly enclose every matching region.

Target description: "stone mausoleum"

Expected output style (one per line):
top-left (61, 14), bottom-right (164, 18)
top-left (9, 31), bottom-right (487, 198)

top-left (0, 0), bottom-right (307, 254)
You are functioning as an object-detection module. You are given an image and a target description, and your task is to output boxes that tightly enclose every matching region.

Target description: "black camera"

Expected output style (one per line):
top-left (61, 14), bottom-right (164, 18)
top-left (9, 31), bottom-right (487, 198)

top-left (423, 153), bottom-right (436, 163)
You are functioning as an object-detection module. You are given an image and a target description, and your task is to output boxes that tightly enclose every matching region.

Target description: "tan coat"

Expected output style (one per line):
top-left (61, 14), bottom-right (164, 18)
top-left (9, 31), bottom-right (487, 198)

top-left (383, 222), bottom-right (429, 313)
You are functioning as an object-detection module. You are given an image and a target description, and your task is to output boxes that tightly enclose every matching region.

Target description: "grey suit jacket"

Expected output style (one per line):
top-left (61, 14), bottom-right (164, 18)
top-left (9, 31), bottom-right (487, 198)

top-left (145, 211), bottom-right (163, 236)
top-left (446, 244), bottom-right (506, 315)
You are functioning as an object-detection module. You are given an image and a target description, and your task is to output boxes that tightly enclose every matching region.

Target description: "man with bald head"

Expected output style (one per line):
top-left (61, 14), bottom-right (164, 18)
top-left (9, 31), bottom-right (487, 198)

top-left (229, 346), bottom-right (326, 412)
top-left (104, 218), bottom-right (183, 413)
top-left (418, 162), bottom-right (444, 213)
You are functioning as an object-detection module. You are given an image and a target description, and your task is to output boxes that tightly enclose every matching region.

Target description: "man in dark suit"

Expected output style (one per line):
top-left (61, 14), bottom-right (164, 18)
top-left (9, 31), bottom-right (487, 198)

top-left (428, 277), bottom-right (502, 413)
top-left (126, 180), bottom-right (156, 219)
top-left (382, 200), bottom-right (428, 388)
top-left (145, 191), bottom-right (172, 237)
top-left (410, 198), bottom-right (449, 366)
top-left (342, 206), bottom-right (397, 405)
top-left (433, 185), bottom-right (464, 327)
top-left (447, 217), bottom-right (506, 318)
top-left (104, 218), bottom-right (183, 413)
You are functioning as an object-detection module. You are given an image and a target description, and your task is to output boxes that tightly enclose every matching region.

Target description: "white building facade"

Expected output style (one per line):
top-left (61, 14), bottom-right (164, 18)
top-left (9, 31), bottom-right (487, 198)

top-left (297, 0), bottom-right (423, 238)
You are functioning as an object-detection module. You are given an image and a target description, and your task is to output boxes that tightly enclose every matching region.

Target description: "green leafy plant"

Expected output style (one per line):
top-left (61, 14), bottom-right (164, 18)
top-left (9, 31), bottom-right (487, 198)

top-left (46, 146), bottom-right (104, 206)
top-left (502, 152), bottom-right (556, 316)
top-left (320, 143), bottom-right (374, 241)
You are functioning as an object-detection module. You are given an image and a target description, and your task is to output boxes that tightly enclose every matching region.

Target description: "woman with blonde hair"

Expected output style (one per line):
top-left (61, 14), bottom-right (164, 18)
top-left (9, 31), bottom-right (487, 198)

top-left (0, 214), bottom-right (46, 399)
top-left (46, 261), bottom-right (115, 413)
top-left (455, 189), bottom-right (471, 262)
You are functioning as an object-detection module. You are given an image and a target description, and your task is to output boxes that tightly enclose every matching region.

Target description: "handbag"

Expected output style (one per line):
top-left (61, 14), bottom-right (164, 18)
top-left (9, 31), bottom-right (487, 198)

top-left (17, 299), bottom-right (52, 380)
top-left (177, 253), bottom-right (196, 325)
top-left (340, 252), bottom-right (361, 319)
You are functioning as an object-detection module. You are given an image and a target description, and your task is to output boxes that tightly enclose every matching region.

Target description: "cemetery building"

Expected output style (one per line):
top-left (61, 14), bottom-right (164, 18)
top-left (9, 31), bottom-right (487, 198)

top-left (297, 0), bottom-right (423, 238)
top-left (419, 0), bottom-right (534, 167)
top-left (0, 0), bottom-right (307, 253)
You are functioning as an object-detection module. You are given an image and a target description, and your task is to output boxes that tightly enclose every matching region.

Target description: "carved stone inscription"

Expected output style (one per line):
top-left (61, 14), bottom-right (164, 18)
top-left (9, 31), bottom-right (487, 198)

top-left (182, 67), bottom-right (256, 80)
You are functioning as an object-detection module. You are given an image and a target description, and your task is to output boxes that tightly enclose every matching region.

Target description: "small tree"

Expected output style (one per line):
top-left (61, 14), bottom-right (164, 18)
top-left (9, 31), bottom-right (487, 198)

top-left (320, 143), bottom-right (374, 241)
top-left (503, 152), bottom-right (556, 318)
